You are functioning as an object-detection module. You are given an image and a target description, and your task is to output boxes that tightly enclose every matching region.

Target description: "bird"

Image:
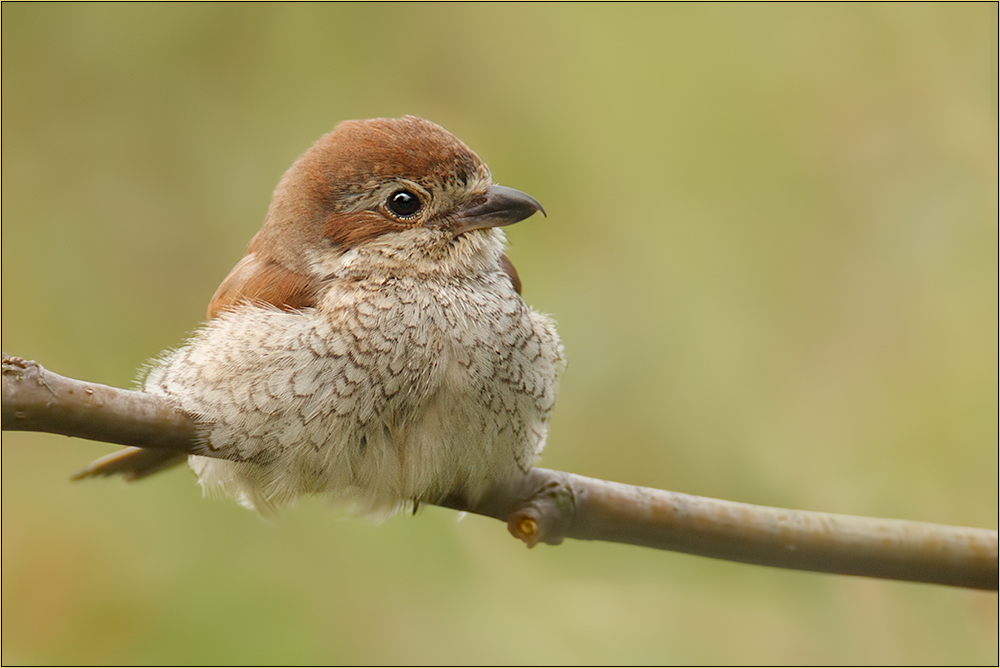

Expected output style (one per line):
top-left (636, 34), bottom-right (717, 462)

top-left (75, 116), bottom-right (564, 514)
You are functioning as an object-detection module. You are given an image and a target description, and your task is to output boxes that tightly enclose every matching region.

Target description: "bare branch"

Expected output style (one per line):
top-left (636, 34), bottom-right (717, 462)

top-left (3, 353), bottom-right (997, 591)
top-left (441, 470), bottom-right (998, 590)
top-left (2, 353), bottom-right (197, 452)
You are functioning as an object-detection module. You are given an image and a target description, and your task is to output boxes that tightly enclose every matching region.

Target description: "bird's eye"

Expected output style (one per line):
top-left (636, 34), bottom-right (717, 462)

top-left (386, 189), bottom-right (421, 218)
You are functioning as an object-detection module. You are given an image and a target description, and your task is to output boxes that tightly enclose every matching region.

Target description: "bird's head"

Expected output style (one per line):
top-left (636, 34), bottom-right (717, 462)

top-left (208, 116), bottom-right (544, 318)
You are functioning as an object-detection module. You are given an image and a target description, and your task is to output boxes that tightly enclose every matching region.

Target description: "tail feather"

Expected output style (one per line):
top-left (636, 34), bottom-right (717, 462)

top-left (72, 447), bottom-right (188, 481)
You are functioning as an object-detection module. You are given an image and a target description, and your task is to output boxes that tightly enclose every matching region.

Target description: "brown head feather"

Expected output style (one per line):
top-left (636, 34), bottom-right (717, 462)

top-left (207, 117), bottom-right (510, 318)
top-left (249, 116), bottom-right (490, 273)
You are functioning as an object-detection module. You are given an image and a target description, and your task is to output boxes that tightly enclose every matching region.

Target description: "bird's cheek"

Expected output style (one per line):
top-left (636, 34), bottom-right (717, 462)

top-left (323, 211), bottom-right (404, 248)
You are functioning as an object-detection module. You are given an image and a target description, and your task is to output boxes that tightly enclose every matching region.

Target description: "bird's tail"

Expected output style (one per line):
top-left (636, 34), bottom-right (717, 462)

top-left (72, 447), bottom-right (188, 481)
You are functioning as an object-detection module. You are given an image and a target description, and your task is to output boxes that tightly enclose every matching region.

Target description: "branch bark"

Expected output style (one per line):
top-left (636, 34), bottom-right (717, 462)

top-left (3, 352), bottom-right (997, 591)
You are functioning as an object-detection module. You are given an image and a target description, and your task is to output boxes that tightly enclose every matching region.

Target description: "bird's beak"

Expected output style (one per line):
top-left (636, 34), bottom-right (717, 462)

top-left (449, 185), bottom-right (545, 237)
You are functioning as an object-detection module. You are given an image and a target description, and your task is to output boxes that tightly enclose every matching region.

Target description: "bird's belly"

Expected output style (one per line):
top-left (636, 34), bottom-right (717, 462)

top-left (164, 291), bottom-right (559, 513)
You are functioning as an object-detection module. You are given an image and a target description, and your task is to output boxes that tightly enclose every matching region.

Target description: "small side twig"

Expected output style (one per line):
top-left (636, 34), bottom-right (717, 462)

top-left (3, 352), bottom-right (997, 591)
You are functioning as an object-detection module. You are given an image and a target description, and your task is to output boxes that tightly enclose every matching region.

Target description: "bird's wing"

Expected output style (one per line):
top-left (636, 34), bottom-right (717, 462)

top-left (499, 253), bottom-right (522, 295)
top-left (75, 252), bottom-right (321, 481)
top-left (207, 252), bottom-right (320, 319)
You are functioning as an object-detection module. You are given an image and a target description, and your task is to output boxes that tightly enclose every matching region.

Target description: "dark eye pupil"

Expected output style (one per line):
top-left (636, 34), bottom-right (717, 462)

top-left (387, 190), bottom-right (421, 217)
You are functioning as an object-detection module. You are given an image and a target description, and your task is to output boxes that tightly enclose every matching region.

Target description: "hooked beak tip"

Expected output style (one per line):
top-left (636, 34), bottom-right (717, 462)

top-left (449, 184), bottom-right (545, 236)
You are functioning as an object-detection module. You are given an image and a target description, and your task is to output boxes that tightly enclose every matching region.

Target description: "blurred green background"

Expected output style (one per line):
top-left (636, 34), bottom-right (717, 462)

top-left (3, 3), bottom-right (996, 664)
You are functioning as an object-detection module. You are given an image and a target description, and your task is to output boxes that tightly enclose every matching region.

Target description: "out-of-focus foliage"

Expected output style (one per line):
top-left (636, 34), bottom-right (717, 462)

top-left (2, 4), bottom-right (996, 664)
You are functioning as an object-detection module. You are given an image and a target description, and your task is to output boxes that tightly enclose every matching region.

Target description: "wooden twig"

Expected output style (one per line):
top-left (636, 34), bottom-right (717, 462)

top-left (3, 352), bottom-right (997, 590)
top-left (1, 353), bottom-right (197, 452)
top-left (441, 469), bottom-right (998, 590)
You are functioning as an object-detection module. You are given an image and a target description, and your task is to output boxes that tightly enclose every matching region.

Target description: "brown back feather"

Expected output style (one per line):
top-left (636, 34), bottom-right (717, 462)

top-left (207, 252), bottom-right (320, 319)
top-left (499, 253), bottom-right (522, 295)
